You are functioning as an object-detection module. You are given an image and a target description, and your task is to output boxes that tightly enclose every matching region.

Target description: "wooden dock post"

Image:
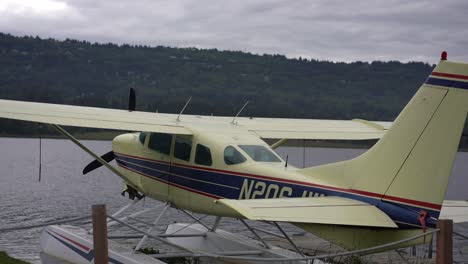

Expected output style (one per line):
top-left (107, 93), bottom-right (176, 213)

top-left (436, 219), bottom-right (453, 264)
top-left (92, 204), bottom-right (109, 264)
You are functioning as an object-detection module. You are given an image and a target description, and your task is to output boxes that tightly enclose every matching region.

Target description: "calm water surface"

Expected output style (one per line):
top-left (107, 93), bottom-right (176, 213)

top-left (0, 138), bottom-right (467, 262)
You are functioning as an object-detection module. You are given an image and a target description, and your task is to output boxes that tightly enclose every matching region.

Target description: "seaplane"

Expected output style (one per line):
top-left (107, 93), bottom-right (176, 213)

top-left (1, 52), bottom-right (468, 263)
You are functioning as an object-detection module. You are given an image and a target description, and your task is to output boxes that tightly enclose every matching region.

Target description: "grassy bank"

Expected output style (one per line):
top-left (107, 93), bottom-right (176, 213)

top-left (0, 252), bottom-right (29, 264)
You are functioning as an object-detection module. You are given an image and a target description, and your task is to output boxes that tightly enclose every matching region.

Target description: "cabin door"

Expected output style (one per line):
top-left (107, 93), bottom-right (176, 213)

top-left (168, 135), bottom-right (193, 209)
top-left (141, 132), bottom-right (172, 202)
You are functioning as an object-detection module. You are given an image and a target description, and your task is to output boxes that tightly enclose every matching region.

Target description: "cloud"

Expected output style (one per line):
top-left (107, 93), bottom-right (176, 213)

top-left (0, 0), bottom-right (68, 14)
top-left (0, 0), bottom-right (466, 63)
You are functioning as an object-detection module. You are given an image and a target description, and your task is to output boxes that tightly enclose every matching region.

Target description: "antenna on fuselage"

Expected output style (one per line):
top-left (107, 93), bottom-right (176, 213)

top-left (177, 97), bottom-right (192, 121)
top-left (285, 155), bottom-right (288, 168)
top-left (231, 101), bottom-right (249, 125)
top-left (38, 137), bottom-right (42, 182)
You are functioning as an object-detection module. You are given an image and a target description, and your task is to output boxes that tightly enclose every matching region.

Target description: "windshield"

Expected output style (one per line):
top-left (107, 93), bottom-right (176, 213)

top-left (238, 145), bottom-right (281, 162)
top-left (224, 146), bottom-right (246, 165)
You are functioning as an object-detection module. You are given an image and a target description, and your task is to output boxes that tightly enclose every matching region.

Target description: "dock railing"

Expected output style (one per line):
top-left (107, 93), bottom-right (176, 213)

top-left (1, 204), bottom-right (466, 263)
top-left (90, 204), bottom-right (458, 264)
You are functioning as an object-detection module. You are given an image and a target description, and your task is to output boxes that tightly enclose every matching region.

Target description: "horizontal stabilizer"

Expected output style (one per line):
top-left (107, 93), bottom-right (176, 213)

top-left (440, 200), bottom-right (468, 223)
top-left (216, 197), bottom-right (397, 228)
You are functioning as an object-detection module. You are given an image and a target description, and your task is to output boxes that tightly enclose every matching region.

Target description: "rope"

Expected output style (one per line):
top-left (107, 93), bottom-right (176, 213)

top-left (0, 215), bottom-right (90, 232)
top-left (0, 210), bottom-right (449, 262)
top-left (454, 231), bottom-right (468, 240)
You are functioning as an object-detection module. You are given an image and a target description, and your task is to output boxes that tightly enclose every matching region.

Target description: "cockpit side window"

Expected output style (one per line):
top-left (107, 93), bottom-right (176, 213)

top-left (238, 145), bottom-right (281, 162)
top-left (139, 132), bottom-right (147, 145)
top-left (174, 136), bottom-right (192, 161)
top-left (195, 144), bottom-right (212, 166)
top-left (148, 133), bottom-right (172, 155)
top-left (224, 146), bottom-right (246, 165)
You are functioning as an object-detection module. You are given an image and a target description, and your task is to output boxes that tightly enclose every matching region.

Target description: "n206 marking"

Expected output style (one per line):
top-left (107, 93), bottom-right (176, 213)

top-left (238, 179), bottom-right (324, 199)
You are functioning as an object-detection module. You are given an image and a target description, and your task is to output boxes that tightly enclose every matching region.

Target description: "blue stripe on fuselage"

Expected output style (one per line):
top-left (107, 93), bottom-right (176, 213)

top-left (114, 153), bottom-right (438, 229)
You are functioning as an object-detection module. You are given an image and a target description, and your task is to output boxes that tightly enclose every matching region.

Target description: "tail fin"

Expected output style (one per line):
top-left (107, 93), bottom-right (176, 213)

top-left (301, 58), bottom-right (468, 212)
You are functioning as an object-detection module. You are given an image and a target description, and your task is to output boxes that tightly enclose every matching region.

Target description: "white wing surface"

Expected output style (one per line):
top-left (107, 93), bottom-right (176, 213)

top-left (239, 117), bottom-right (390, 140)
top-left (0, 99), bottom-right (391, 139)
top-left (0, 99), bottom-right (192, 135)
top-left (216, 196), bottom-right (397, 228)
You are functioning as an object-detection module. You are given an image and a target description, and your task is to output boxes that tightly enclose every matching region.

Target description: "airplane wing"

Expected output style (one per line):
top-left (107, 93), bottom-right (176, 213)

top-left (215, 196), bottom-right (397, 228)
top-left (440, 200), bottom-right (468, 223)
top-left (0, 99), bottom-right (192, 135)
top-left (0, 99), bottom-right (391, 140)
top-left (236, 117), bottom-right (391, 140)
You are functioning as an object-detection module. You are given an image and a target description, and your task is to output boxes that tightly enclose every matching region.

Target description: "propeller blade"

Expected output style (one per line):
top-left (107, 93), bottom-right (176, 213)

top-left (83, 151), bottom-right (115, 175)
top-left (128, 87), bottom-right (136, 111)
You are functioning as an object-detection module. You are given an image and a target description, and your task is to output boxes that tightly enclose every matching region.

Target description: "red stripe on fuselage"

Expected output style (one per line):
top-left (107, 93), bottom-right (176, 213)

top-left (117, 163), bottom-right (222, 199)
top-left (114, 152), bottom-right (442, 211)
top-left (431, 72), bottom-right (468, 81)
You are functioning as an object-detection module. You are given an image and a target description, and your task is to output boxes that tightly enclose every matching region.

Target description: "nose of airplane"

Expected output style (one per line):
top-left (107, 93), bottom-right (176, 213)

top-left (112, 133), bottom-right (137, 153)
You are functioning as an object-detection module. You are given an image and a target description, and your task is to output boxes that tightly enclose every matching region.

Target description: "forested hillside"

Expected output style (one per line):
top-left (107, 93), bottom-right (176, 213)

top-left (0, 33), bottom-right (436, 137)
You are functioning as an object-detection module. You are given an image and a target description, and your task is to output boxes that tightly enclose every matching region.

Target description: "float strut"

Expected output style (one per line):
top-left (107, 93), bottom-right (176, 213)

top-left (211, 216), bottom-right (222, 231)
top-left (107, 203), bottom-right (166, 228)
top-left (109, 199), bottom-right (141, 222)
top-left (240, 219), bottom-right (271, 249)
top-left (134, 203), bottom-right (171, 251)
top-left (273, 222), bottom-right (305, 257)
top-left (179, 209), bottom-right (212, 230)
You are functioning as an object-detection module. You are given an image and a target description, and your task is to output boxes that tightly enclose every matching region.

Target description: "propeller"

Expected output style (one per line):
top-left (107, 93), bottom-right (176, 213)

top-left (82, 87), bottom-right (136, 175)
top-left (82, 150), bottom-right (115, 174)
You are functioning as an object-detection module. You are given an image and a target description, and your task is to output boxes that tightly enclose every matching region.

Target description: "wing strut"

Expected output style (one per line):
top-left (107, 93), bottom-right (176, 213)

top-left (38, 137), bottom-right (42, 182)
top-left (51, 124), bottom-right (137, 188)
top-left (270, 138), bottom-right (288, 149)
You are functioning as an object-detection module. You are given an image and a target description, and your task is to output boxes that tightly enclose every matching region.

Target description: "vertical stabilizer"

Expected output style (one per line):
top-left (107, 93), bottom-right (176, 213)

top-left (301, 58), bottom-right (468, 213)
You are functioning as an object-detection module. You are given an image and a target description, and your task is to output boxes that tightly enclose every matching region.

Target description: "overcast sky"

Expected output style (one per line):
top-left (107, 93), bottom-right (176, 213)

top-left (0, 0), bottom-right (467, 63)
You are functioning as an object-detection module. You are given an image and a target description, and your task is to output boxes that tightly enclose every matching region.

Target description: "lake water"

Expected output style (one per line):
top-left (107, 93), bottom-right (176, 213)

top-left (0, 138), bottom-right (467, 263)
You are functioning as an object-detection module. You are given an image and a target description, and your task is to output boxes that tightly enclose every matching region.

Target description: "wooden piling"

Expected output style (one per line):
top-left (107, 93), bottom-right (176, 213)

top-left (436, 219), bottom-right (453, 264)
top-left (92, 204), bottom-right (108, 264)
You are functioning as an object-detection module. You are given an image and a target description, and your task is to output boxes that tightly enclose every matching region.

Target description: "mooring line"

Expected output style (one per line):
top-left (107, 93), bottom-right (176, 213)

top-left (217, 229), bottom-right (440, 261)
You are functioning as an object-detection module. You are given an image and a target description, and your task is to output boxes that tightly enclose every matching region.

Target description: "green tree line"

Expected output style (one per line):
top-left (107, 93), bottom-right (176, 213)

top-left (3, 32), bottom-right (467, 146)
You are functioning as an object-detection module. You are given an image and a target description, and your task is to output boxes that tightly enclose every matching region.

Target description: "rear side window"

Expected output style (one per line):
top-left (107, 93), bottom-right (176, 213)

top-left (174, 136), bottom-right (192, 161)
top-left (224, 146), bottom-right (246, 165)
top-left (148, 133), bottom-right (172, 155)
top-left (139, 132), bottom-right (147, 145)
top-left (195, 144), bottom-right (212, 166)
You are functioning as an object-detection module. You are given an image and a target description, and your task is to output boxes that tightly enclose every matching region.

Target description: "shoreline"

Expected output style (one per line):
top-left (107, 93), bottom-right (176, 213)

top-left (2, 135), bottom-right (468, 151)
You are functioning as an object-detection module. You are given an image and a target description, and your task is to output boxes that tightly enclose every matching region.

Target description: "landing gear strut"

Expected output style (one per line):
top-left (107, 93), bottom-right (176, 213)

top-left (121, 185), bottom-right (144, 200)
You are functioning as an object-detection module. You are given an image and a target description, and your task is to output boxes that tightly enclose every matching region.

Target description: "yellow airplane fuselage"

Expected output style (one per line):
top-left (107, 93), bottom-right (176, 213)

top-left (112, 130), bottom-right (319, 217)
